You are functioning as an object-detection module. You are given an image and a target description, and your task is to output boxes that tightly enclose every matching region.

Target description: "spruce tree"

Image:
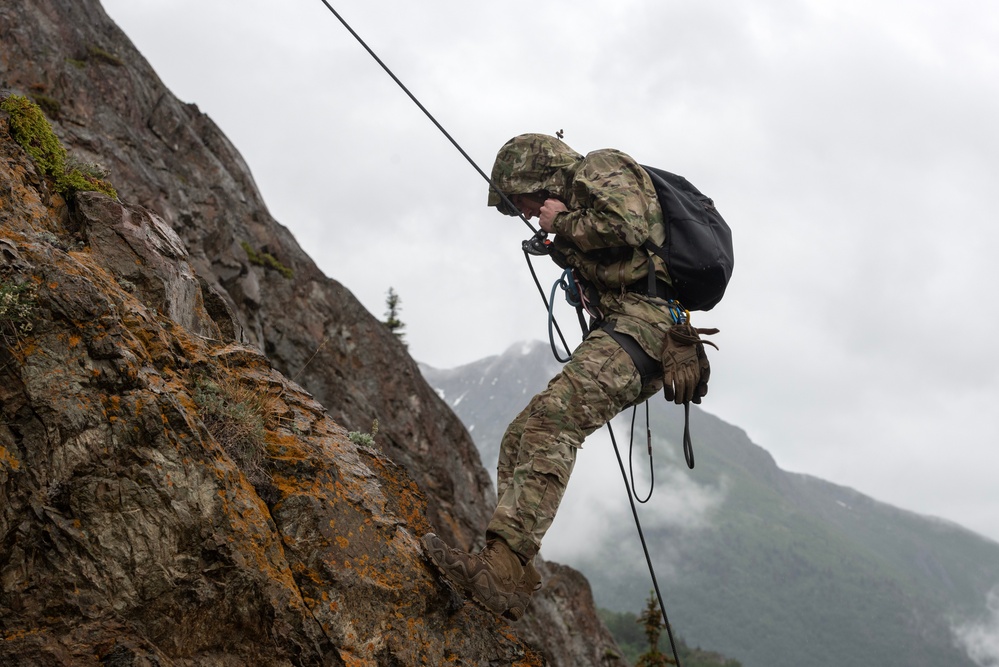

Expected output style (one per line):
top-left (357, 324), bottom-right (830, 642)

top-left (383, 287), bottom-right (406, 346)
top-left (636, 591), bottom-right (674, 667)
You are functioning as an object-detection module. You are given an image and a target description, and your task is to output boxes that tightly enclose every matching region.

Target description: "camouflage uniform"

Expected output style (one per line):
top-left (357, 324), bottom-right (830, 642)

top-left (486, 134), bottom-right (674, 559)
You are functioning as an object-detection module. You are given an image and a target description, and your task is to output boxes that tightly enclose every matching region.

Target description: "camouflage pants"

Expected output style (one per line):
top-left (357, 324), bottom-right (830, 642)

top-left (487, 328), bottom-right (663, 560)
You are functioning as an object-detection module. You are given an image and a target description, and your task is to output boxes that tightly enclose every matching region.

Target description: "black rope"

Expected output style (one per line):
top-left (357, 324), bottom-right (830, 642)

top-left (542, 291), bottom-right (678, 664)
top-left (524, 252), bottom-right (572, 361)
top-left (317, 0), bottom-right (537, 235)
top-left (608, 420), bottom-right (683, 667)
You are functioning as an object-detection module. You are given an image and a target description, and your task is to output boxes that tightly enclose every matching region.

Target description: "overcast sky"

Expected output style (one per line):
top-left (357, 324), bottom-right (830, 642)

top-left (99, 0), bottom-right (999, 551)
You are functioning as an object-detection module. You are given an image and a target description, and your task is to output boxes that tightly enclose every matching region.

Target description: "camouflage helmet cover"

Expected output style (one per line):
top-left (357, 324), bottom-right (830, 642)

top-left (487, 133), bottom-right (583, 215)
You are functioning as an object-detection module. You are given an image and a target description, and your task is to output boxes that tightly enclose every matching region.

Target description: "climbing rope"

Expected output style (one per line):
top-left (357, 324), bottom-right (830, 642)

top-left (546, 268), bottom-right (583, 363)
top-left (315, 0), bottom-right (536, 235)
top-left (316, 0), bottom-right (575, 353)
top-left (608, 420), bottom-right (682, 664)
top-left (525, 254), bottom-right (574, 362)
top-left (541, 267), bottom-right (681, 665)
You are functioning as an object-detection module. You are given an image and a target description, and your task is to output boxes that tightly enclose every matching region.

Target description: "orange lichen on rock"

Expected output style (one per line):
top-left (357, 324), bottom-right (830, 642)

top-left (0, 445), bottom-right (21, 472)
top-left (0, 45), bottom-right (599, 663)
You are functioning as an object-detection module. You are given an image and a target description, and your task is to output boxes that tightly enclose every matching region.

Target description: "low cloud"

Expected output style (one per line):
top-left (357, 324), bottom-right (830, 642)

top-left (953, 586), bottom-right (999, 666)
top-left (540, 415), bottom-right (727, 570)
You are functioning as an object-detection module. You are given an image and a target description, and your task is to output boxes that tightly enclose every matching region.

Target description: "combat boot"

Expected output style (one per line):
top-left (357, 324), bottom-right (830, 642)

top-left (502, 559), bottom-right (542, 621)
top-left (421, 533), bottom-right (525, 616)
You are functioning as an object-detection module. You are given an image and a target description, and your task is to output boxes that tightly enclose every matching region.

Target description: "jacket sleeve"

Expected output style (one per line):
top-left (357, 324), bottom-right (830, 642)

top-left (550, 151), bottom-right (657, 252)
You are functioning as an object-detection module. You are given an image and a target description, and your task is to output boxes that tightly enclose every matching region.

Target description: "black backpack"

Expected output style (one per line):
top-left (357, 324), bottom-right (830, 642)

top-left (640, 166), bottom-right (734, 311)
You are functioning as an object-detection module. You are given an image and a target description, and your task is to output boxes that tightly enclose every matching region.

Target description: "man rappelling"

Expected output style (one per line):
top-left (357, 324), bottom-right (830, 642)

top-left (422, 133), bottom-right (726, 621)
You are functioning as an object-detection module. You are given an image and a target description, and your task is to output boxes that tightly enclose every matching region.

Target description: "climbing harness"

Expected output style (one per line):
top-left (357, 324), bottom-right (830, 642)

top-left (317, 4), bottom-right (683, 664)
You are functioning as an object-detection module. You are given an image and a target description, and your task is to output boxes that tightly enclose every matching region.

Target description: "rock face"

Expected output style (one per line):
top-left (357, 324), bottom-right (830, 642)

top-left (0, 1), bottom-right (622, 666)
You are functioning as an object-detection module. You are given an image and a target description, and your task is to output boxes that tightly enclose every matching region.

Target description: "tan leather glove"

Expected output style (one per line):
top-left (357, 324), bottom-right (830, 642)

top-left (661, 324), bottom-right (718, 405)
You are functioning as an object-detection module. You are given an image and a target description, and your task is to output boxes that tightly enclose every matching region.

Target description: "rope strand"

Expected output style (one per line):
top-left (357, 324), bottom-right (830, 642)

top-left (609, 420), bottom-right (683, 667)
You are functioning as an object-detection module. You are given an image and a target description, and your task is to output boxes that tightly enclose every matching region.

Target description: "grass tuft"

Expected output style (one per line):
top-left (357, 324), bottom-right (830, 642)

top-left (348, 419), bottom-right (380, 447)
top-left (194, 372), bottom-right (274, 486)
top-left (0, 279), bottom-right (37, 346)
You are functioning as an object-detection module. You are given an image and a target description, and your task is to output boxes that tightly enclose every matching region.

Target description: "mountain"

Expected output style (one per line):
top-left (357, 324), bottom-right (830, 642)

top-left (421, 341), bottom-right (999, 667)
top-left (0, 1), bottom-right (625, 664)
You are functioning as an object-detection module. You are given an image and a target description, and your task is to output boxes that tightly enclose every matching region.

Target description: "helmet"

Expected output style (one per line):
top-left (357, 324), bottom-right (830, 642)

top-left (487, 134), bottom-right (582, 215)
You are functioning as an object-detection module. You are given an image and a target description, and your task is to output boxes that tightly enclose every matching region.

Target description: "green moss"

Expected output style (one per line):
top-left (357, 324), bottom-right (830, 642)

top-left (2, 94), bottom-right (65, 176)
top-left (31, 94), bottom-right (61, 119)
top-left (347, 431), bottom-right (374, 446)
top-left (240, 241), bottom-right (294, 279)
top-left (86, 45), bottom-right (123, 67)
top-left (1, 94), bottom-right (117, 199)
top-left (58, 168), bottom-right (118, 199)
top-left (65, 58), bottom-right (87, 70)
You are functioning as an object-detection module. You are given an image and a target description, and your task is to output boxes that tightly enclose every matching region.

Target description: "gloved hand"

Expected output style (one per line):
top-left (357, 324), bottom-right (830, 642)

top-left (661, 324), bottom-right (718, 405)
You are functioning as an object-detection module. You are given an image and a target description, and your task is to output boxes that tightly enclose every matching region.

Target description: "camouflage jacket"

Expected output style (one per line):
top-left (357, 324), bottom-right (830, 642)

top-left (489, 134), bottom-right (676, 360)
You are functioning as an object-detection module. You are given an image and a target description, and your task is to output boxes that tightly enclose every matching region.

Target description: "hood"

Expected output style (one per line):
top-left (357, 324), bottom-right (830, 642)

top-left (487, 133), bottom-right (583, 215)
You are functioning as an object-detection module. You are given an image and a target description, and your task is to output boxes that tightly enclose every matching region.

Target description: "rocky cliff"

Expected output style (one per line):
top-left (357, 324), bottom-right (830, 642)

top-left (0, 1), bottom-right (622, 665)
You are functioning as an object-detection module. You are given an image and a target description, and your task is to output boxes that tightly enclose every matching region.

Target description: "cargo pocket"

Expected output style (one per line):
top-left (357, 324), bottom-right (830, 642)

top-left (522, 453), bottom-right (574, 537)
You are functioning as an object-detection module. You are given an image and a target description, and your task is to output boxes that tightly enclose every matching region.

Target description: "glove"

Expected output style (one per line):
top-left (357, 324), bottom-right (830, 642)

top-left (661, 324), bottom-right (718, 405)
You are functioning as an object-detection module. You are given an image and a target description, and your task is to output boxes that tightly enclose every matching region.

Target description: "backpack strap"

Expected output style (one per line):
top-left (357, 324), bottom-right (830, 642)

top-left (641, 240), bottom-right (671, 289)
top-left (622, 265), bottom-right (678, 302)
